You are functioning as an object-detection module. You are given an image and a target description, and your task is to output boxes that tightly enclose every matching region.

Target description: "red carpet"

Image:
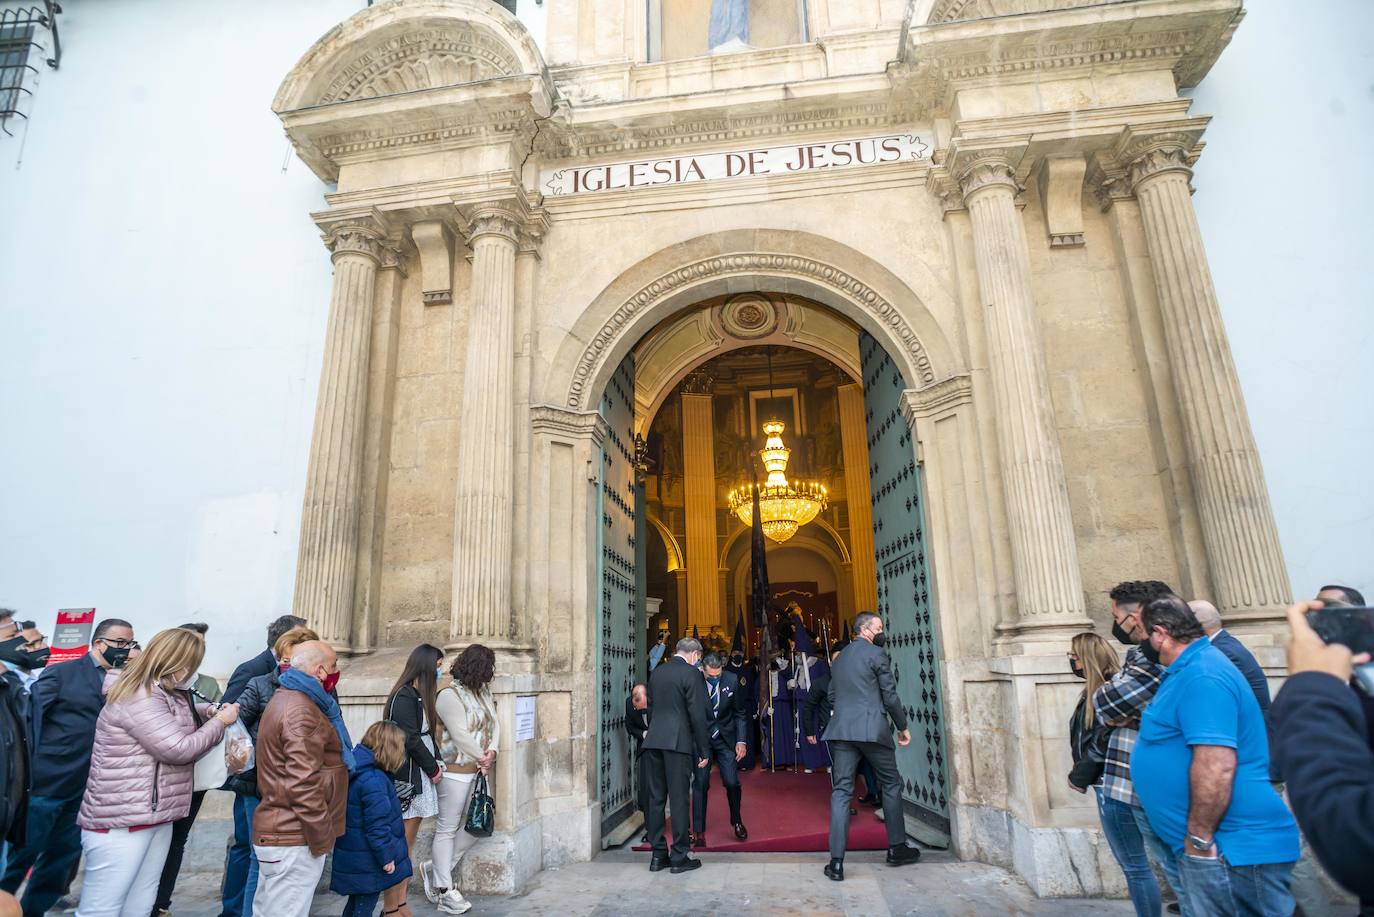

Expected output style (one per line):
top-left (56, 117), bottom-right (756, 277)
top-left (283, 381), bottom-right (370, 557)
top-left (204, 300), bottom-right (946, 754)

top-left (631, 767), bottom-right (890, 853)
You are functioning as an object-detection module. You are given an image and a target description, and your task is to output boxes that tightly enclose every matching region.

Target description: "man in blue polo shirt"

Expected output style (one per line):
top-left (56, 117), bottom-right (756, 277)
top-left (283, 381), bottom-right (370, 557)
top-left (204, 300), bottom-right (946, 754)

top-left (1133, 595), bottom-right (1299, 916)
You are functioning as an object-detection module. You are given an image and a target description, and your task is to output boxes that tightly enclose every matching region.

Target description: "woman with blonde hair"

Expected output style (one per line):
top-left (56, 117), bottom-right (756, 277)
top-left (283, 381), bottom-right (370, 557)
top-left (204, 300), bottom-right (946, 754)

top-left (76, 627), bottom-right (239, 917)
top-left (1067, 631), bottom-right (1161, 917)
top-left (222, 624), bottom-right (320, 916)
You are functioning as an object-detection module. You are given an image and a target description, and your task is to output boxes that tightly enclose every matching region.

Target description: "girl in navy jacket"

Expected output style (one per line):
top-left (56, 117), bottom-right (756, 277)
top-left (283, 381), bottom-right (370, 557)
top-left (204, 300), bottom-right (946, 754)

top-left (332, 721), bottom-right (414, 916)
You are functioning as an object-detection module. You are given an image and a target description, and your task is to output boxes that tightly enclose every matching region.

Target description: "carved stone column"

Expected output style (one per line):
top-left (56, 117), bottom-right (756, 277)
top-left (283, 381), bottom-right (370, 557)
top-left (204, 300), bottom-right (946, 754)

top-left (1127, 144), bottom-right (1291, 616)
top-left (958, 156), bottom-right (1090, 641)
top-left (681, 386), bottom-right (722, 630)
top-left (450, 207), bottom-right (522, 645)
top-left (294, 222), bottom-right (386, 649)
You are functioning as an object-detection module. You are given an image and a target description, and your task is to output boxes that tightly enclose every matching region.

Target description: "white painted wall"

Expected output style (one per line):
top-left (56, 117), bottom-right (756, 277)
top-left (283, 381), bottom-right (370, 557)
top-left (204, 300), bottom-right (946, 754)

top-left (1, 2), bottom-right (1368, 678)
top-left (1189, 0), bottom-right (1374, 604)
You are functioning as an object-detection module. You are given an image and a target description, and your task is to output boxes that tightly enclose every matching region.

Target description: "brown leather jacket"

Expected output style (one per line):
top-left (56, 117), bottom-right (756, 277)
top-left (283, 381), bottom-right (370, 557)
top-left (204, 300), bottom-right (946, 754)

top-left (251, 688), bottom-right (347, 856)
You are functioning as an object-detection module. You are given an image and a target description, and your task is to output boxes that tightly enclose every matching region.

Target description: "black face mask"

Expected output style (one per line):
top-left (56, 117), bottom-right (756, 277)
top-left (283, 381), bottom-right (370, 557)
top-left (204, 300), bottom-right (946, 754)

top-left (1070, 662), bottom-right (1085, 680)
top-left (872, 632), bottom-right (888, 648)
top-left (100, 644), bottom-right (132, 670)
top-left (1111, 621), bottom-right (1135, 646)
top-left (729, 653), bottom-right (744, 667)
top-left (0, 637), bottom-right (50, 671)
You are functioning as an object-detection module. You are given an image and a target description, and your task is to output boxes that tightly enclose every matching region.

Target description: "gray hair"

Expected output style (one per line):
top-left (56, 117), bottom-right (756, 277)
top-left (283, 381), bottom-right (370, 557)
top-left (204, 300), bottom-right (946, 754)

top-left (853, 612), bottom-right (880, 634)
top-left (675, 637), bottom-right (703, 656)
top-left (1188, 600), bottom-right (1222, 633)
top-left (1141, 595), bottom-right (1204, 643)
top-left (290, 640), bottom-right (333, 672)
top-left (702, 652), bottom-right (725, 669)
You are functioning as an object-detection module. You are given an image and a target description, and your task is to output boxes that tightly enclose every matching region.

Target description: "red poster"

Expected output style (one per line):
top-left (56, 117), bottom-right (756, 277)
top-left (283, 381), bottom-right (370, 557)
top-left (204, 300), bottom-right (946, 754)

top-left (48, 607), bottom-right (96, 666)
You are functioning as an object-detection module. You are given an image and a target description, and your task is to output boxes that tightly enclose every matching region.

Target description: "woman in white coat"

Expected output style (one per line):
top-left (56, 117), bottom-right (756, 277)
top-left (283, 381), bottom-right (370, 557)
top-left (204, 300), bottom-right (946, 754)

top-left (420, 644), bottom-right (499, 916)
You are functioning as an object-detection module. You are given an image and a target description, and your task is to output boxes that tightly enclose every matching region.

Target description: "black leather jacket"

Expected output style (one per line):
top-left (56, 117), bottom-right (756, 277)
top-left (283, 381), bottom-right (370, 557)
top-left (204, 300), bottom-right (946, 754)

top-left (224, 668), bottom-right (281, 796)
top-left (1068, 694), bottom-right (1112, 790)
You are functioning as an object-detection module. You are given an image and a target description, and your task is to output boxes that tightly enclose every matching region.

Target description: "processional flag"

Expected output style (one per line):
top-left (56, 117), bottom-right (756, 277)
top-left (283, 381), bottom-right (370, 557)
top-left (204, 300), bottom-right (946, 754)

top-left (730, 615), bottom-right (746, 657)
top-left (750, 476), bottom-right (779, 743)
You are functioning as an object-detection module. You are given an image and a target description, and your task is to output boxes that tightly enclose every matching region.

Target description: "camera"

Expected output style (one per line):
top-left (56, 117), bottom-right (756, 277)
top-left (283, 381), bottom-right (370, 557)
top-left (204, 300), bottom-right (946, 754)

top-left (1307, 605), bottom-right (1374, 695)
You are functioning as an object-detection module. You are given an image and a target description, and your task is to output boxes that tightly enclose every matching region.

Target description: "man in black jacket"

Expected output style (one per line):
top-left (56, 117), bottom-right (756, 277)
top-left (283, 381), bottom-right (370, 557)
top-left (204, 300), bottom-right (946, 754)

top-left (625, 683), bottom-right (650, 832)
top-left (219, 613), bottom-right (305, 917)
top-left (643, 638), bottom-right (709, 873)
top-left (690, 653), bottom-right (749, 845)
top-left (0, 668), bottom-right (29, 880)
top-left (822, 612), bottom-right (921, 881)
top-left (1271, 599), bottom-right (1374, 907)
top-left (1, 617), bottom-right (134, 916)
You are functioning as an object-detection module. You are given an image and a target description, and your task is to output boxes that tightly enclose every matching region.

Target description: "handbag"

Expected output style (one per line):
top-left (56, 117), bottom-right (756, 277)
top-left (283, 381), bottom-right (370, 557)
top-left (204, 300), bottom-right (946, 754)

top-left (463, 772), bottom-right (494, 838)
top-left (386, 698), bottom-right (418, 813)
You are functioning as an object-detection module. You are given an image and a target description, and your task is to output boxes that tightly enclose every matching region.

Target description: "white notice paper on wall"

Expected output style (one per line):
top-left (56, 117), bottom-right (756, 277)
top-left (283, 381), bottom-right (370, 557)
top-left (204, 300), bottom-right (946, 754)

top-left (515, 695), bottom-right (535, 742)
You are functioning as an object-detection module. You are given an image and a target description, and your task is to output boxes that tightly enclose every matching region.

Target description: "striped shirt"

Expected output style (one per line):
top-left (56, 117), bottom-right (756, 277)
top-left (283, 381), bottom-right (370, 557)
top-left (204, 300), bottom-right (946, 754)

top-left (1091, 645), bottom-right (1165, 807)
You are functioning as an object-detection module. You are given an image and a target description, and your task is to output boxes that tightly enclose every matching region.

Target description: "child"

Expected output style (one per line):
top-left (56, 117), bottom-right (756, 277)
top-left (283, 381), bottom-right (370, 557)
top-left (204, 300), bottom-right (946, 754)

top-left (332, 721), bottom-right (414, 917)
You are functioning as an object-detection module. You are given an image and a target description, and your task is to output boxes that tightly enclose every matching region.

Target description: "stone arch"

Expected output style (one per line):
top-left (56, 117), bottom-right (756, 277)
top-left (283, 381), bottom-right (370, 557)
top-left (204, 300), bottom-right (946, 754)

top-left (545, 229), bottom-right (961, 413)
top-left (273, 0), bottom-right (550, 112)
top-left (646, 511), bottom-right (684, 573)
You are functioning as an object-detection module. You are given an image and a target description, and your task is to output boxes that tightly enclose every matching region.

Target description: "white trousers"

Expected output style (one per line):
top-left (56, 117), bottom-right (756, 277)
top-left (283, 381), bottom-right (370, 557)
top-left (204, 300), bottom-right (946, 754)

top-left (431, 771), bottom-right (481, 889)
top-left (252, 844), bottom-right (325, 917)
top-left (76, 823), bottom-right (173, 917)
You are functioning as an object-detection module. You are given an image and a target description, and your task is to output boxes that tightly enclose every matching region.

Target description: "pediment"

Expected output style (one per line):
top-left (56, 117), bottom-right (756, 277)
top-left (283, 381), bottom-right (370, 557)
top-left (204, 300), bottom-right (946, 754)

top-left (315, 25), bottom-right (523, 104)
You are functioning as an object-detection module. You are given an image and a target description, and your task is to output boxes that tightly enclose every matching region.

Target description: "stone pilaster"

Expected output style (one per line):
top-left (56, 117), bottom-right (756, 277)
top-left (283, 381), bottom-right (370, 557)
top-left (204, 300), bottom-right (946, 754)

top-left (451, 207), bottom-right (522, 645)
top-left (294, 222), bottom-right (387, 650)
top-left (681, 390), bottom-right (722, 630)
top-left (837, 383), bottom-right (878, 614)
top-left (958, 156), bottom-right (1090, 642)
top-left (1126, 143), bottom-right (1291, 617)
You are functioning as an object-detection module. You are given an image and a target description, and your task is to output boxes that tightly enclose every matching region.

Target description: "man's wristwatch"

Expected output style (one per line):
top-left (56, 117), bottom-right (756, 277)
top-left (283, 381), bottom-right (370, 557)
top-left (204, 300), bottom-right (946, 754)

top-left (1186, 833), bottom-right (1216, 852)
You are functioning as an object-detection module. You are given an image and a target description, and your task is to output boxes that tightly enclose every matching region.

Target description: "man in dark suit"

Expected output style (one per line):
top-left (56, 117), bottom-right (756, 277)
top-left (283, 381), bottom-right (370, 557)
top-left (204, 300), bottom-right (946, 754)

top-left (805, 643), bottom-right (881, 807)
top-left (822, 612), bottom-right (921, 881)
top-left (691, 653), bottom-right (750, 845)
top-left (625, 682), bottom-right (650, 834)
top-left (1, 617), bottom-right (134, 916)
top-left (1190, 600), bottom-right (1270, 712)
top-left (643, 637), bottom-right (709, 874)
top-left (219, 612), bottom-right (305, 917)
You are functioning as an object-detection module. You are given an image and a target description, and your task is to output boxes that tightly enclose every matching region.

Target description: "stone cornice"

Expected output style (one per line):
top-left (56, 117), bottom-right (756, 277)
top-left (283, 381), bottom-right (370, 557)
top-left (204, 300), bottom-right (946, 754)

top-left (901, 375), bottom-right (974, 428)
top-left (529, 404), bottom-right (607, 446)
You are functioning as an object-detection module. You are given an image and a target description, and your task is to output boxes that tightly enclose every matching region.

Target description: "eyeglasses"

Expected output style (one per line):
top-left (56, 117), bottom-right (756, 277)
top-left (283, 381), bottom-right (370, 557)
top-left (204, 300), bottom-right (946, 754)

top-left (99, 638), bottom-right (137, 649)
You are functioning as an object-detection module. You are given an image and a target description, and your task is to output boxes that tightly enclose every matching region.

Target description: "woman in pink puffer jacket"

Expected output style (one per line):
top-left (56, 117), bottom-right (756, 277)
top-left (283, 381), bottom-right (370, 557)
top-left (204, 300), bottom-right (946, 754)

top-left (75, 627), bottom-right (240, 917)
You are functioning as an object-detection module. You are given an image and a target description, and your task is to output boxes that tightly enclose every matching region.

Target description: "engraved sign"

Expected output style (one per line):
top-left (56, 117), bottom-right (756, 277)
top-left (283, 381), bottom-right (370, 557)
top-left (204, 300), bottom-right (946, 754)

top-left (541, 132), bottom-right (933, 197)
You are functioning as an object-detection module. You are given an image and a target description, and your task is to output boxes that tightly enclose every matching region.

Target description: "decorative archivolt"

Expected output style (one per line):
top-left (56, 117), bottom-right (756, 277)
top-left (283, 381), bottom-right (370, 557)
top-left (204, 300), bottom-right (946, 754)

top-left (316, 28), bottom-right (522, 104)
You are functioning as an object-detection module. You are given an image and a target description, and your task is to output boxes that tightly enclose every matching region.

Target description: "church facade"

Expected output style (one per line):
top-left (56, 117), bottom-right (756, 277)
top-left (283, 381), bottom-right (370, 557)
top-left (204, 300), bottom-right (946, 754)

top-left (277, 0), bottom-right (1288, 897)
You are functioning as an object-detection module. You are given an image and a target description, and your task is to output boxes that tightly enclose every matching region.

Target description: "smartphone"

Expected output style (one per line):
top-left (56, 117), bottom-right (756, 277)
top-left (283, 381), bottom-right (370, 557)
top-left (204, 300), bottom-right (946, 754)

top-left (1308, 606), bottom-right (1374, 695)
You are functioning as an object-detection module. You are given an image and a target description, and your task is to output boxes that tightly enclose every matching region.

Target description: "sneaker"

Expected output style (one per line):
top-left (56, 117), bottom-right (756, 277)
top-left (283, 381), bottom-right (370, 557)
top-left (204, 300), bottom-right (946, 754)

top-left (437, 889), bottom-right (473, 915)
top-left (420, 860), bottom-right (440, 904)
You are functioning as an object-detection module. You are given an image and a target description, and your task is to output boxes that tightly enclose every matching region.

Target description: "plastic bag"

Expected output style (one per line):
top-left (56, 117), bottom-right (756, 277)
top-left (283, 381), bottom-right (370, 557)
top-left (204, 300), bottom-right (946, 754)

top-left (193, 720), bottom-right (254, 792)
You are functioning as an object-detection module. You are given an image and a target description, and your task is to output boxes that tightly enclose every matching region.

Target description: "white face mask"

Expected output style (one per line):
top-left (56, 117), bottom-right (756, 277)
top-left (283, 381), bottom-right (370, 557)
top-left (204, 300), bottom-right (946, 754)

top-left (177, 674), bottom-right (197, 690)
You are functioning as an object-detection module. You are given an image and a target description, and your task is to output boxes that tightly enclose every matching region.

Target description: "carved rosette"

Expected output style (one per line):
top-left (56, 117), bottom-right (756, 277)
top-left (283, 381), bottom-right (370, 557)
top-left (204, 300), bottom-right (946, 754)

top-left (325, 225), bottom-right (386, 265)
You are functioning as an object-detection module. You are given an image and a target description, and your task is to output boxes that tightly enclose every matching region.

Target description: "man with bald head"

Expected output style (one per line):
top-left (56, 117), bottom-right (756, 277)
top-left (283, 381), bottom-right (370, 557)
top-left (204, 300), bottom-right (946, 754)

top-left (251, 640), bottom-right (354, 917)
top-left (1190, 600), bottom-right (1271, 714)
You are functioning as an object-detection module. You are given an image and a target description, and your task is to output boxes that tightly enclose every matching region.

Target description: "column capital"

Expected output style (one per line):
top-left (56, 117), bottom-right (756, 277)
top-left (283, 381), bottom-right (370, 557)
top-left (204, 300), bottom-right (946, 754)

top-left (900, 375), bottom-right (973, 429)
top-left (529, 404), bottom-right (607, 448)
top-left (456, 196), bottom-right (550, 250)
top-left (1126, 143), bottom-right (1195, 190)
top-left (929, 141), bottom-right (1029, 210)
top-left (323, 223), bottom-right (387, 265)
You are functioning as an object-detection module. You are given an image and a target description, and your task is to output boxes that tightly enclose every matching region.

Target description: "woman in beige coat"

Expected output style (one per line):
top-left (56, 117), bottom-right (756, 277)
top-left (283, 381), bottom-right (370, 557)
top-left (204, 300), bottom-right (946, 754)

top-left (420, 644), bottom-right (499, 916)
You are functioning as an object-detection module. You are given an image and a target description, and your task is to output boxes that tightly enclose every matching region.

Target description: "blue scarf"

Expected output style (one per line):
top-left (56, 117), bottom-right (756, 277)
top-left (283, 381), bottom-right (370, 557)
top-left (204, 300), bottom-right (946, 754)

top-left (279, 667), bottom-right (356, 772)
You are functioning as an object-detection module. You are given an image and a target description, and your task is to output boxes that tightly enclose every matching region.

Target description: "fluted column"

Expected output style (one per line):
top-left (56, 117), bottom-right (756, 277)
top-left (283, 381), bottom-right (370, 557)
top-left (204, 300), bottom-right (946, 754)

top-left (294, 224), bottom-right (385, 649)
top-left (681, 390), bottom-right (722, 630)
top-left (450, 208), bottom-right (521, 643)
top-left (837, 383), bottom-right (878, 614)
top-left (1127, 145), bottom-right (1291, 615)
top-left (959, 158), bottom-right (1089, 638)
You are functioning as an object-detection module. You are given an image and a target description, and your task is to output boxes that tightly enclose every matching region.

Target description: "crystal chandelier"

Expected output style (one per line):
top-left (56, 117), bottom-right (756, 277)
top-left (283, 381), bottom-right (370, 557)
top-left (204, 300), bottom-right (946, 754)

top-left (728, 418), bottom-right (828, 544)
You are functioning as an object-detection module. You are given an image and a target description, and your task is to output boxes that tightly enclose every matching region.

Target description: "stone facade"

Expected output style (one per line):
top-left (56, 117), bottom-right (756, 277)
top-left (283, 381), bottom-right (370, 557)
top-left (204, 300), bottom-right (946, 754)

top-left (274, 0), bottom-right (1290, 897)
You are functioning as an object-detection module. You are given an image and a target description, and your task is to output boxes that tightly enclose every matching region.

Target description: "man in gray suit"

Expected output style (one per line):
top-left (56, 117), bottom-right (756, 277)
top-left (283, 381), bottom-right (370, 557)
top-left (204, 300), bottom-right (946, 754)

top-left (821, 611), bottom-right (921, 881)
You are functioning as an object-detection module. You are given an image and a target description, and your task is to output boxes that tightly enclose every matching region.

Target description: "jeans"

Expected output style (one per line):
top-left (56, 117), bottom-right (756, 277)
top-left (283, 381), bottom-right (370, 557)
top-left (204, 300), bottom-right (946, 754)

top-left (251, 845), bottom-right (324, 917)
top-left (77, 823), bottom-right (174, 917)
top-left (1096, 788), bottom-right (1162, 917)
top-left (1130, 802), bottom-right (1191, 916)
top-left (343, 892), bottom-right (380, 917)
top-left (431, 772), bottom-right (479, 890)
top-left (241, 795), bottom-right (261, 915)
top-left (219, 794), bottom-right (252, 917)
top-left (0, 793), bottom-right (84, 916)
top-left (1178, 854), bottom-right (1294, 917)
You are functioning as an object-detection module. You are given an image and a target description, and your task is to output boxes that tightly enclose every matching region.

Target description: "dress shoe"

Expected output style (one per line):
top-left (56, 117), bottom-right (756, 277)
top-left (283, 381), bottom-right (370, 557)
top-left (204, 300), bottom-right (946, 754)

top-left (688, 829), bottom-right (699, 847)
top-left (649, 855), bottom-right (670, 872)
top-left (824, 859), bottom-right (844, 882)
top-left (670, 857), bottom-right (703, 874)
top-left (886, 844), bottom-right (922, 867)
top-left (732, 822), bottom-right (748, 840)
top-left (692, 831), bottom-right (706, 848)
top-left (858, 794), bottom-right (879, 806)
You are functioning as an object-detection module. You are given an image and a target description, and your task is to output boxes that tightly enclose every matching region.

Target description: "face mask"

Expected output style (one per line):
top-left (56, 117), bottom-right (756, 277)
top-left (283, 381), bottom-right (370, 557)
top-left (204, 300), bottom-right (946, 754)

top-left (1111, 621), bottom-right (1135, 646)
top-left (871, 632), bottom-right (888, 648)
top-left (730, 654), bottom-right (743, 667)
top-left (322, 670), bottom-right (341, 693)
top-left (177, 674), bottom-right (197, 691)
top-left (101, 645), bottom-right (132, 670)
top-left (279, 661), bottom-right (291, 673)
top-left (436, 664), bottom-right (445, 680)
top-left (1070, 662), bottom-right (1085, 680)
top-left (0, 637), bottom-right (50, 671)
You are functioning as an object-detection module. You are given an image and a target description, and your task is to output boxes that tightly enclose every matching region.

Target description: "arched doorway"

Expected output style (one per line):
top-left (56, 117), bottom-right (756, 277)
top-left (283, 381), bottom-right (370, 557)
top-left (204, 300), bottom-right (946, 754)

top-left (590, 285), bottom-right (953, 848)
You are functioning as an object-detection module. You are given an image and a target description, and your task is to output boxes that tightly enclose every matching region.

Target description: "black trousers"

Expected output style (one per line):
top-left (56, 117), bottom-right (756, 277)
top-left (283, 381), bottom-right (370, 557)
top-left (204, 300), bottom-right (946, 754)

top-left (154, 789), bottom-right (206, 911)
top-left (691, 736), bottom-right (742, 832)
top-left (827, 740), bottom-right (906, 860)
top-left (643, 748), bottom-right (693, 863)
top-left (635, 750), bottom-right (650, 818)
